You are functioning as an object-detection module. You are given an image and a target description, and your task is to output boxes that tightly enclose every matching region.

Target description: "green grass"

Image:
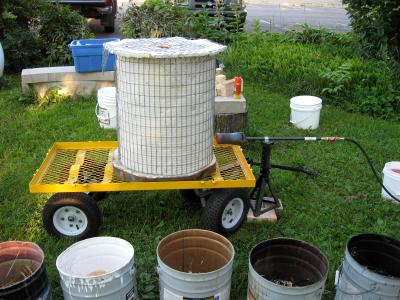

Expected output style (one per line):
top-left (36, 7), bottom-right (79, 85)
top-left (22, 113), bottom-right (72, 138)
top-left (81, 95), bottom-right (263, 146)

top-left (0, 75), bottom-right (399, 299)
top-left (221, 31), bottom-right (400, 119)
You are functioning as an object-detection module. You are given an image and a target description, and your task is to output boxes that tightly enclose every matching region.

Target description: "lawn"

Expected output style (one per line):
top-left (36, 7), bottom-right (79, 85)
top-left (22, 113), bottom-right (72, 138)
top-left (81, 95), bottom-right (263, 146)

top-left (0, 75), bottom-right (399, 299)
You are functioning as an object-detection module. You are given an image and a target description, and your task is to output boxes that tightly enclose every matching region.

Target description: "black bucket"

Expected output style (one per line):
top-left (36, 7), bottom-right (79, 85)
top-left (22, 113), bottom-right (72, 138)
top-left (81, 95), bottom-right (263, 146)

top-left (347, 233), bottom-right (400, 278)
top-left (0, 241), bottom-right (51, 300)
top-left (248, 238), bottom-right (329, 299)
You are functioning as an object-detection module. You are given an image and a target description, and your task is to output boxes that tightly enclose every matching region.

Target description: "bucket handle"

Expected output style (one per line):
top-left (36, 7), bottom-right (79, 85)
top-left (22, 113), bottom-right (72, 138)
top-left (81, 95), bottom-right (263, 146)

top-left (335, 267), bottom-right (377, 296)
top-left (129, 265), bottom-right (136, 276)
top-left (95, 103), bottom-right (111, 125)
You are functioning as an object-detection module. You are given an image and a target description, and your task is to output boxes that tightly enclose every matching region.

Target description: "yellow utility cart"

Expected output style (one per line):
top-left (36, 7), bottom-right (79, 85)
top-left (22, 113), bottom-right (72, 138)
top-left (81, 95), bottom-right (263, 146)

top-left (30, 141), bottom-right (256, 239)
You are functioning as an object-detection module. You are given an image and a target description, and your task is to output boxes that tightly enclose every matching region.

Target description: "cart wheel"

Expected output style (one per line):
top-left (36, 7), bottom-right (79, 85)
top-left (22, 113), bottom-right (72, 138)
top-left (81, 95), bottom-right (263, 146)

top-left (42, 193), bottom-right (101, 239)
top-left (202, 189), bottom-right (249, 234)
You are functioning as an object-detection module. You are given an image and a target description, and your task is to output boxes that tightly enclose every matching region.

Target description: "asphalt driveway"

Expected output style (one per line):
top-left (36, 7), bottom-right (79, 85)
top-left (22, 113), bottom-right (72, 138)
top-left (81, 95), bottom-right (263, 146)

top-left (89, 0), bottom-right (349, 37)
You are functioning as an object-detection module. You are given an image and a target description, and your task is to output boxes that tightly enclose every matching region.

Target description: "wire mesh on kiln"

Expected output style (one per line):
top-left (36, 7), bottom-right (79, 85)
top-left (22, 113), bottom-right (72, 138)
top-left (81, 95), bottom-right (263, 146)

top-left (105, 37), bottom-right (226, 180)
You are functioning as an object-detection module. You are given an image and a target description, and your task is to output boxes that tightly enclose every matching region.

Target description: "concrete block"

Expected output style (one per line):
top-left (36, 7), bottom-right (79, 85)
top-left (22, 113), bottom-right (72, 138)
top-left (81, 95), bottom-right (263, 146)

top-left (215, 95), bottom-right (247, 114)
top-left (21, 66), bottom-right (115, 97)
top-left (247, 198), bottom-right (283, 223)
top-left (247, 208), bottom-right (278, 223)
top-left (32, 81), bottom-right (114, 98)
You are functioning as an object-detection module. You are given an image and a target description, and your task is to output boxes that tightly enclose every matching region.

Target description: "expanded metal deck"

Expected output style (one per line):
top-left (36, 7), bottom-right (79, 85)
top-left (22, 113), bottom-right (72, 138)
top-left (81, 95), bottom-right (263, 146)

top-left (29, 141), bottom-right (256, 193)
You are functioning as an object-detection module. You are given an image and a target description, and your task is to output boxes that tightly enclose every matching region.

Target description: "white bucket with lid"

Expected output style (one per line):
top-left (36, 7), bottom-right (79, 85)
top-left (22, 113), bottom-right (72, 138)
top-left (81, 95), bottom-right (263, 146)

top-left (382, 161), bottom-right (400, 203)
top-left (290, 96), bottom-right (322, 130)
top-left (56, 237), bottom-right (137, 300)
top-left (96, 87), bottom-right (117, 129)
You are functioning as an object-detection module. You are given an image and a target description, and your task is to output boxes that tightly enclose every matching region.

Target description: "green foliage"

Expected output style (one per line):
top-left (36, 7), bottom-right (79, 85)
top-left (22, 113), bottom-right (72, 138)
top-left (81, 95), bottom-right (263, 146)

top-left (0, 0), bottom-right (92, 72)
top-left (38, 86), bottom-right (72, 107)
top-left (343, 0), bottom-right (400, 60)
top-left (121, 1), bottom-right (189, 38)
top-left (221, 30), bottom-right (400, 119)
top-left (39, 4), bottom-right (94, 66)
top-left (121, 0), bottom-right (244, 43)
top-left (0, 0), bottom-right (44, 71)
top-left (287, 24), bottom-right (351, 46)
top-left (319, 63), bottom-right (352, 99)
top-left (14, 88), bottom-right (37, 106)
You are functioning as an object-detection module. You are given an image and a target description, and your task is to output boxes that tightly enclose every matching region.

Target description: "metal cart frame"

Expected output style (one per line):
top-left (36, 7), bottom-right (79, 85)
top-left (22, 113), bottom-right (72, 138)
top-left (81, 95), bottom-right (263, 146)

top-left (29, 141), bottom-right (257, 239)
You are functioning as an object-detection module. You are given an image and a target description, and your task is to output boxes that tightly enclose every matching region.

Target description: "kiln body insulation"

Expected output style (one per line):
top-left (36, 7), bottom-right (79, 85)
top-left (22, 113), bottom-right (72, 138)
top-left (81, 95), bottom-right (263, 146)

top-left (105, 37), bottom-right (226, 180)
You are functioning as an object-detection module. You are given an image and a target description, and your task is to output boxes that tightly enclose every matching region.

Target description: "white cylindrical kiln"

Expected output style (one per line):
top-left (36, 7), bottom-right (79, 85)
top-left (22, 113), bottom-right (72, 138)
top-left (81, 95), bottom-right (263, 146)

top-left (105, 37), bottom-right (226, 180)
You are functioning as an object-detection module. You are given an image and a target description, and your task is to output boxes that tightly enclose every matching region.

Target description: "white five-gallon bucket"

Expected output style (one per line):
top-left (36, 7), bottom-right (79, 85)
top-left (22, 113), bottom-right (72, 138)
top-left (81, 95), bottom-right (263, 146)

top-left (382, 161), bottom-right (400, 203)
top-left (56, 237), bottom-right (137, 300)
top-left (157, 229), bottom-right (235, 300)
top-left (96, 87), bottom-right (117, 129)
top-left (290, 96), bottom-right (322, 130)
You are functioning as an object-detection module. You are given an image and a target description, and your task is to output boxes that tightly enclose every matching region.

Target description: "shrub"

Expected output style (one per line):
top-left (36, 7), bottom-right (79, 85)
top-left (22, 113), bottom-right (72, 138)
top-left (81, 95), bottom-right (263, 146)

top-left (343, 0), bottom-right (400, 60)
top-left (0, 0), bottom-right (44, 71)
top-left (39, 3), bottom-right (93, 66)
top-left (121, 0), bottom-right (190, 38)
top-left (286, 24), bottom-right (351, 47)
top-left (0, 0), bottom-right (92, 72)
top-left (121, 0), bottom-right (243, 44)
top-left (221, 31), bottom-right (400, 119)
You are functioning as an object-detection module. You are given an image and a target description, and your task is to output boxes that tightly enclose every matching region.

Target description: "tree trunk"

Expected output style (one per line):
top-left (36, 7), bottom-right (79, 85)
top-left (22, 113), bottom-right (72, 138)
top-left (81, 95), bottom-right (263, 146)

top-left (214, 112), bottom-right (247, 133)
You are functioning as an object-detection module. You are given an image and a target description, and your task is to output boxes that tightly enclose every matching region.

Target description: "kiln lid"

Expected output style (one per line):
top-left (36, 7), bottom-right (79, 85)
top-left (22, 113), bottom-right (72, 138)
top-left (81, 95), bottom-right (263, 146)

top-left (104, 37), bottom-right (226, 58)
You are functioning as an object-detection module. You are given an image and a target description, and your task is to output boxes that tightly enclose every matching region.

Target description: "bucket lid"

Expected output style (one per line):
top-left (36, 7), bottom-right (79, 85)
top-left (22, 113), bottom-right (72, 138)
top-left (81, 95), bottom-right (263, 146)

top-left (97, 87), bottom-right (116, 99)
top-left (104, 37), bottom-right (227, 58)
top-left (290, 96), bottom-right (322, 106)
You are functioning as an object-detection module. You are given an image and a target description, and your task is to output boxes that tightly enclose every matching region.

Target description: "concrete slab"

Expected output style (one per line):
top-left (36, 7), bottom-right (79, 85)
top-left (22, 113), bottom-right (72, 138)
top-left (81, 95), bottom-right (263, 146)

top-left (215, 95), bottom-right (247, 114)
top-left (21, 66), bottom-right (115, 97)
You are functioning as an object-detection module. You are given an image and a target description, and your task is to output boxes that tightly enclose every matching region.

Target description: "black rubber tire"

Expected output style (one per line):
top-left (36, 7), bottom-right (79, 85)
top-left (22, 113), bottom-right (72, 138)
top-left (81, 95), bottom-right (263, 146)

top-left (88, 192), bottom-right (108, 202)
top-left (202, 189), bottom-right (249, 235)
top-left (42, 193), bottom-right (101, 239)
top-left (104, 26), bottom-right (115, 33)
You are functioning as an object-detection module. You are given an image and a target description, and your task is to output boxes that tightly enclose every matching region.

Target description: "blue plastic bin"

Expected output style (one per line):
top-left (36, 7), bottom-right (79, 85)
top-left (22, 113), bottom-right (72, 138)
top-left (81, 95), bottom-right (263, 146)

top-left (69, 38), bottom-right (119, 73)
